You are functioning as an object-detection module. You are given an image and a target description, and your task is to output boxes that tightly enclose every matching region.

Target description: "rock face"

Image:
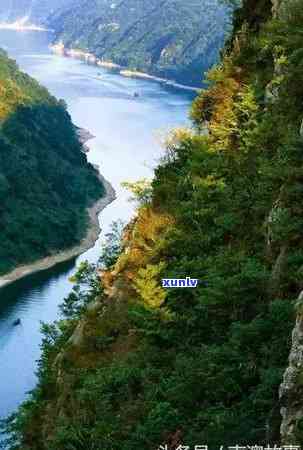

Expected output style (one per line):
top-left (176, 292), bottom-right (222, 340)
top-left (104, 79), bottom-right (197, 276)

top-left (274, 0), bottom-right (303, 444)
top-left (268, 0), bottom-right (303, 443)
top-left (280, 293), bottom-right (303, 445)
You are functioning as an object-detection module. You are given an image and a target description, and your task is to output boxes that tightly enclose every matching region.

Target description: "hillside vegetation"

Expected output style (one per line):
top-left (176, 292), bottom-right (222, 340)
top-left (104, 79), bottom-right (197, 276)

top-left (47, 0), bottom-right (229, 87)
top-left (0, 50), bottom-right (104, 275)
top-left (4, 0), bottom-right (303, 448)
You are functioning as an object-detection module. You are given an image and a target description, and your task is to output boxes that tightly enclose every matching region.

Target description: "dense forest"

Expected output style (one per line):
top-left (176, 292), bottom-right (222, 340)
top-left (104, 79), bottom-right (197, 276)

top-left (0, 50), bottom-right (104, 275)
top-left (47, 0), bottom-right (229, 87)
top-left (4, 0), bottom-right (303, 448)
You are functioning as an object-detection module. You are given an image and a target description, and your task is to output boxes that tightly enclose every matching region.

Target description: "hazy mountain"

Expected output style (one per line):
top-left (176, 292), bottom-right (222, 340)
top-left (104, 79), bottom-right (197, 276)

top-left (0, 0), bottom-right (230, 87)
top-left (47, 0), bottom-right (230, 87)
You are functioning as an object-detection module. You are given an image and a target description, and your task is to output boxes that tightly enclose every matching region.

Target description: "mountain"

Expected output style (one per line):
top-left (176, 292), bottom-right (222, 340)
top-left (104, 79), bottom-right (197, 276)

top-left (5, 0), bottom-right (303, 448)
top-left (0, 50), bottom-right (104, 276)
top-left (0, 0), bottom-right (230, 87)
top-left (47, 0), bottom-right (230, 87)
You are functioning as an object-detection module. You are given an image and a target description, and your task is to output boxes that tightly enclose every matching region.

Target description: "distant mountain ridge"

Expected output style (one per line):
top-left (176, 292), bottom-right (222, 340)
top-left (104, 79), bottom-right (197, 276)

top-left (0, 0), bottom-right (230, 87)
top-left (47, 0), bottom-right (229, 87)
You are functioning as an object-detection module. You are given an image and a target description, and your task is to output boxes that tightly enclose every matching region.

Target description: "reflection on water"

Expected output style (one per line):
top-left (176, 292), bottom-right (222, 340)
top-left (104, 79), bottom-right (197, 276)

top-left (0, 29), bottom-right (191, 423)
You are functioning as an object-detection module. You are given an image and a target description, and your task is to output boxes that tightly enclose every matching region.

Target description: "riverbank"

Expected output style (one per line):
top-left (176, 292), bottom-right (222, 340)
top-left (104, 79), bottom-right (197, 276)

top-left (76, 127), bottom-right (95, 153)
top-left (51, 43), bottom-right (201, 93)
top-left (0, 173), bottom-right (116, 290)
top-left (119, 70), bottom-right (201, 93)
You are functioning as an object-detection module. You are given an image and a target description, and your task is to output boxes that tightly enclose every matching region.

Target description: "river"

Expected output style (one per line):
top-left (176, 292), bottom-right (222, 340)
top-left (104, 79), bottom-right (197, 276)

top-left (0, 29), bottom-right (191, 425)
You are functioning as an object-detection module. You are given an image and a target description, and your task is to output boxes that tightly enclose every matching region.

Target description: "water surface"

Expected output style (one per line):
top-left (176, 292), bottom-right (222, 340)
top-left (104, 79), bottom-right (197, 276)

top-left (0, 29), bottom-right (191, 421)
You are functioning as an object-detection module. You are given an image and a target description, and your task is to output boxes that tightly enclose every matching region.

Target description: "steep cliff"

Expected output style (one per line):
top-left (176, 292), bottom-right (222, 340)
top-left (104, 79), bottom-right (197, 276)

top-left (4, 0), bottom-right (303, 448)
top-left (276, 0), bottom-right (303, 443)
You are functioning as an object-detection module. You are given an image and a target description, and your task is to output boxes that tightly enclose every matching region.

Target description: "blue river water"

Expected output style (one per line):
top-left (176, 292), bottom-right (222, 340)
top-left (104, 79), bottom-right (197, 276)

top-left (0, 29), bottom-right (192, 423)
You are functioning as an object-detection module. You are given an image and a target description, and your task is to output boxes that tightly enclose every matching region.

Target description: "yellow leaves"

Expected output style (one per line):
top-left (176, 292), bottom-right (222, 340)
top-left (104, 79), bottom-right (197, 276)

top-left (161, 127), bottom-right (194, 163)
top-left (198, 66), bottom-right (259, 158)
top-left (194, 174), bottom-right (226, 191)
top-left (191, 62), bottom-right (243, 152)
top-left (0, 52), bottom-right (54, 124)
top-left (235, 86), bottom-right (258, 118)
top-left (121, 178), bottom-right (152, 206)
top-left (0, 78), bottom-right (29, 120)
top-left (133, 262), bottom-right (167, 309)
top-left (190, 52), bottom-right (260, 158)
top-left (121, 207), bottom-right (173, 273)
top-left (165, 127), bottom-right (193, 150)
top-left (135, 207), bottom-right (174, 244)
top-left (108, 206), bottom-right (174, 307)
top-left (207, 59), bottom-right (234, 84)
top-left (161, 128), bottom-right (194, 164)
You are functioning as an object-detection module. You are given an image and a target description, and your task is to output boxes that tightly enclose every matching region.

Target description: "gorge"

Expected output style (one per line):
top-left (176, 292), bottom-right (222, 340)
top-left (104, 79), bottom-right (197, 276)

top-left (2, 0), bottom-right (303, 448)
top-left (0, 27), bottom-right (191, 439)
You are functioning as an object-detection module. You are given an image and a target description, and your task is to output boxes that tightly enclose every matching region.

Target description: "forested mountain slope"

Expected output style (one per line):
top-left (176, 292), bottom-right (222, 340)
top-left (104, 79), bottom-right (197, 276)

top-left (0, 50), bottom-right (103, 275)
top-left (5, 0), bottom-right (303, 448)
top-left (47, 0), bottom-right (229, 87)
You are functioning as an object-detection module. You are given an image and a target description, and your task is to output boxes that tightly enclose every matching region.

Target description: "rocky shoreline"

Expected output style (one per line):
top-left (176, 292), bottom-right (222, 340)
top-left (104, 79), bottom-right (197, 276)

top-left (51, 43), bottom-right (201, 93)
top-left (76, 126), bottom-right (95, 153)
